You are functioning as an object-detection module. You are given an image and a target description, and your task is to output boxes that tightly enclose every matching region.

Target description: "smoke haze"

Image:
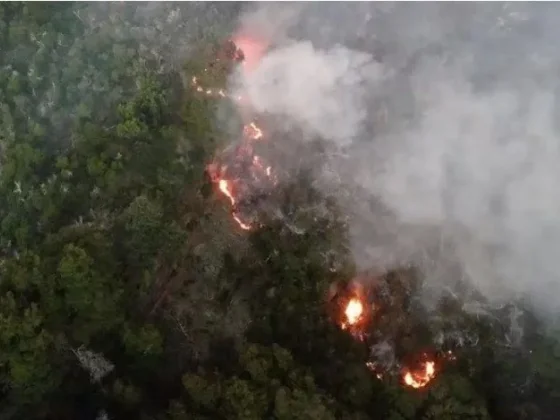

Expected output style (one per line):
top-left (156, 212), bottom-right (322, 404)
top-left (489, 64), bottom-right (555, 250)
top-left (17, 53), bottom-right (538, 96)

top-left (233, 3), bottom-right (560, 318)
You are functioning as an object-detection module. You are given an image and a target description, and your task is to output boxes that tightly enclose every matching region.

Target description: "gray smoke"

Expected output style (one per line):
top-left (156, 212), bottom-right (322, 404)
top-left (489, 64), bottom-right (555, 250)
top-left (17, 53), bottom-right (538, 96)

top-left (232, 3), bottom-right (560, 318)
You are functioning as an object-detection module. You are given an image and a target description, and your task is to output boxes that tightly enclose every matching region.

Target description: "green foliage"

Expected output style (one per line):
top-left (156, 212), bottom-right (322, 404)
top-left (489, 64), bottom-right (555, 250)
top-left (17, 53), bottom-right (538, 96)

top-left (180, 343), bottom-right (339, 420)
top-left (0, 297), bottom-right (59, 404)
top-left (113, 378), bottom-right (142, 408)
top-left (123, 323), bottom-right (163, 359)
top-left (273, 387), bottom-right (336, 420)
top-left (182, 372), bottom-right (222, 410)
top-left (56, 243), bottom-right (122, 342)
top-left (221, 377), bottom-right (268, 419)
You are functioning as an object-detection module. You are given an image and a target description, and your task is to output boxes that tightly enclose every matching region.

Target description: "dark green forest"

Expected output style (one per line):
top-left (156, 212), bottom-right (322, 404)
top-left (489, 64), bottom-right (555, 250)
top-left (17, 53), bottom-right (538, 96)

top-left (0, 3), bottom-right (559, 420)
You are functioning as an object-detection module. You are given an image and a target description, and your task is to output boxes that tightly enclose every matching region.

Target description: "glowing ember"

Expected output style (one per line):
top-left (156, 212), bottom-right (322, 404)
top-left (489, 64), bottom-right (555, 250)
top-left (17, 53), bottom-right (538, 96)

top-left (191, 76), bottom-right (228, 99)
top-left (244, 122), bottom-right (263, 140)
top-left (402, 361), bottom-right (436, 389)
top-left (445, 350), bottom-right (456, 361)
top-left (366, 362), bottom-right (383, 380)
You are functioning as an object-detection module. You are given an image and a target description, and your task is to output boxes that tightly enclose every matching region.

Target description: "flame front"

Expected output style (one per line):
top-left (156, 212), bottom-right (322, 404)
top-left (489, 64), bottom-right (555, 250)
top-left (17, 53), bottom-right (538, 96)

top-left (402, 361), bottom-right (436, 389)
top-left (193, 39), bottom-right (275, 230)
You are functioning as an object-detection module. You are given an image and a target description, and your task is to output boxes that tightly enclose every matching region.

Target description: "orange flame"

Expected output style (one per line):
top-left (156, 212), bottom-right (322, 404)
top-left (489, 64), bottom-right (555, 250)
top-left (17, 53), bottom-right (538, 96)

top-left (344, 298), bottom-right (364, 327)
top-left (340, 288), bottom-right (369, 340)
top-left (334, 279), bottom-right (455, 390)
top-left (218, 179), bottom-right (235, 205)
top-left (233, 213), bottom-right (252, 231)
top-left (402, 360), bottom-right (436, 389)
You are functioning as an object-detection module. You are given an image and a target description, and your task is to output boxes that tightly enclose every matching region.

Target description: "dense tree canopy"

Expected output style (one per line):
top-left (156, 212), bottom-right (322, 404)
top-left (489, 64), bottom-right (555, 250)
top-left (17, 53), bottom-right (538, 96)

top-left (0, 3), bottom-right (559, 420)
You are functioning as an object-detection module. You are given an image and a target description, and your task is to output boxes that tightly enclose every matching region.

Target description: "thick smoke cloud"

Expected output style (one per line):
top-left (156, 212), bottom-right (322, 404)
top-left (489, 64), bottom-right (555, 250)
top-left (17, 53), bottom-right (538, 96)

top-left (239, 42), bottom-right (384, 146)
top-left (233, 3), bottom-right (560, 317)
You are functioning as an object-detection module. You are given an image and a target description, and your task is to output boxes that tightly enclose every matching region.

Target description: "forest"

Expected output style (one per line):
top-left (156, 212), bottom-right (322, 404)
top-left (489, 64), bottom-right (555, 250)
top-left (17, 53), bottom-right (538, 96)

top-left (0, 3), bottom-right (559, 420)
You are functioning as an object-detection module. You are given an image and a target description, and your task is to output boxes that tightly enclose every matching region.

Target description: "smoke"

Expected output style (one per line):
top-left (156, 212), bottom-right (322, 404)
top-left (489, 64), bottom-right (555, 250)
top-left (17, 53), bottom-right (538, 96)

top-left (237, 41), bottom-right (384, 146)
top-left (232, 3), bottom-right (560, 319)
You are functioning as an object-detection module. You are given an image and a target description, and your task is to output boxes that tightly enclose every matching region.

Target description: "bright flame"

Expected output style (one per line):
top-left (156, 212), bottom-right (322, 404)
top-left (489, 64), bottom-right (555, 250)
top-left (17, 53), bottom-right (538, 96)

top-left (218, 179), bottom-right (235, 205)
top-left (402, 361), bottom-right (436, 389)
top-left (233, 213), bottom-right (252, 231)
top-left (340, 292), bottom-right (367, 337)
top-left (345, 299), bottom-right (363, 326)
top-left (216, 176), bottom-right (252, 230)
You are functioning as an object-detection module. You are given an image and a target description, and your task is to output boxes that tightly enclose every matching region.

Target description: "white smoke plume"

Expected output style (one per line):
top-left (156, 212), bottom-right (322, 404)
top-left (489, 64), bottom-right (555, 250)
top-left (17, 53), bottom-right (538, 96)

top-left (232, 3), bottom-right (560, 318)
top-left (239, 41), bottom-right (384, 146)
